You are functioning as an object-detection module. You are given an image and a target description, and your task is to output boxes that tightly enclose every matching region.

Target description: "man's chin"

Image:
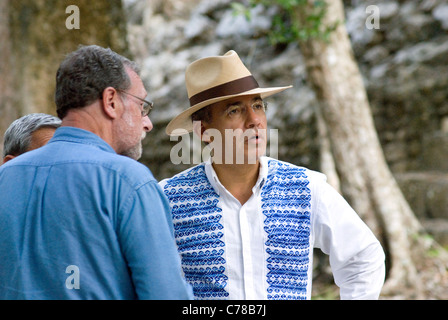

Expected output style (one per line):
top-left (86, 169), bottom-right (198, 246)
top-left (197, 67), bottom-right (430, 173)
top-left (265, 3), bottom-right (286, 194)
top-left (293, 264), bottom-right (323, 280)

top-left (120, 142), bottom-right (143, 161)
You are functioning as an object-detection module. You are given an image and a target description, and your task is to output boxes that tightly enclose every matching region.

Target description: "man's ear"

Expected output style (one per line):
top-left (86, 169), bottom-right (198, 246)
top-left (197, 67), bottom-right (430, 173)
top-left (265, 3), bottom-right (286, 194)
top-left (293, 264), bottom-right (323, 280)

top-left (192, 120), bottom-right (211, 143)
top-left (101, 87), bottom-right (121, 119)
top-left (2, 154), bottom-right (16, 164)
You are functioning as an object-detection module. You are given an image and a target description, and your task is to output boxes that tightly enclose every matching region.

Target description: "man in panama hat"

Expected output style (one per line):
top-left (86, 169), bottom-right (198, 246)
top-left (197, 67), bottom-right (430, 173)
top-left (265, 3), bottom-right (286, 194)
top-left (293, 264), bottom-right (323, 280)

top-left (160, 50), bottom-right (385, 300)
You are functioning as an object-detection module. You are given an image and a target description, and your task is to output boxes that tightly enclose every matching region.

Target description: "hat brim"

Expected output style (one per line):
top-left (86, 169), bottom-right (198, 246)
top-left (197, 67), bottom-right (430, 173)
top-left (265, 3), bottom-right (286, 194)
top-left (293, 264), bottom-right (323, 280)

top-left (166, 85), bottom-right (292, 136)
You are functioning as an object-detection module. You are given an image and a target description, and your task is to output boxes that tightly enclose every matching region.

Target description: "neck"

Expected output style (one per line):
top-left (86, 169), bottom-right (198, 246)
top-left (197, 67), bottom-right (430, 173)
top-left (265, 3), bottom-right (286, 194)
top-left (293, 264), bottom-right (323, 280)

top-left (61, 103), bottom-right (114, 150)
top-left (212, 160), bottom-right (261, 205)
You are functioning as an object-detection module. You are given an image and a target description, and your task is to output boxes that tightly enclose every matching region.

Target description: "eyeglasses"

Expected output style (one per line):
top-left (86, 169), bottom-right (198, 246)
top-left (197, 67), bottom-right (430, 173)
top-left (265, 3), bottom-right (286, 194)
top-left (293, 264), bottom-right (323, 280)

top-left (117, 89), bottom-right (153, 117)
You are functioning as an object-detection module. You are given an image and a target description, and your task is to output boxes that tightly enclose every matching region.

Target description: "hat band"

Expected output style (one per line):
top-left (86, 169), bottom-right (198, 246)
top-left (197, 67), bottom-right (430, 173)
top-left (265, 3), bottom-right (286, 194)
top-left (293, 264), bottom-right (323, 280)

top-left (189, 75), bottom-right (259, 106)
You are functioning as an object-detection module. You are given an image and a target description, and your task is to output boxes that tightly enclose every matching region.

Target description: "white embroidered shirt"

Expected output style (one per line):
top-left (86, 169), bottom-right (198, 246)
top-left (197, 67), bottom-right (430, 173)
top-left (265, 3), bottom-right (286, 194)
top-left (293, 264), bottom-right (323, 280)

top-left (160, 156), bottom-right (385, 300)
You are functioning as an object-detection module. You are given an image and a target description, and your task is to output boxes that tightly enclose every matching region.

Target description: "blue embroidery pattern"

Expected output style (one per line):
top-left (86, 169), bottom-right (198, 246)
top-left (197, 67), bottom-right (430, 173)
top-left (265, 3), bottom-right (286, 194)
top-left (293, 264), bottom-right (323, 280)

top-left (163, 165), bottom-right (228, 299)
top-left (261, 160), bottom-right (311, 300)
top-left (163, 159), bottom-right (312, 300)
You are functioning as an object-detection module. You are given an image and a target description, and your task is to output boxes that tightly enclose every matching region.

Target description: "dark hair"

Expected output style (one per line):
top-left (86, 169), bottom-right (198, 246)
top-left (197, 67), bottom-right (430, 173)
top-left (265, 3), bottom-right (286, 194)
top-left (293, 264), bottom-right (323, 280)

top-left (55, 45), bottom-right (140, 119)
top-left (191, 105), bottom-right (212, 123)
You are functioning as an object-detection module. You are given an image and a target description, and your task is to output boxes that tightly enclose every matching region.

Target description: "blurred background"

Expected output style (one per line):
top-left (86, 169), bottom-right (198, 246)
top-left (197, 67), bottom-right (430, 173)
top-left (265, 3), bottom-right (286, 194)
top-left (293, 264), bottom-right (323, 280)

top-left (1, 0), bottom-right (447, 298)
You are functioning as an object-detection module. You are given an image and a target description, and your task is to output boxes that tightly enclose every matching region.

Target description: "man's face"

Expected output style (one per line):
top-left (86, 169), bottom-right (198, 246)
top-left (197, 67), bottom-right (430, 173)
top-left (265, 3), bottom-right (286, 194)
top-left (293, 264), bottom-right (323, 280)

top-left (201, 94), bottom-right (268, 165)
top-left (116, 68), bottom-right (153, 160)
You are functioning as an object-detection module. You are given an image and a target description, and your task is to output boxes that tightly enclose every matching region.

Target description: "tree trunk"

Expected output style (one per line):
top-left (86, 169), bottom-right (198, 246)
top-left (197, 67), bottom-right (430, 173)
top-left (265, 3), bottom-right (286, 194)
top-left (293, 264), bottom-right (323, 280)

top-left (315, 105), bottom-right (340, 193)
top-left (0, 1), bottom-right (19, 157)
top-left (1, 0), bottom-right (129, 151)
top-left (293, 0), bottom-right (447, 297)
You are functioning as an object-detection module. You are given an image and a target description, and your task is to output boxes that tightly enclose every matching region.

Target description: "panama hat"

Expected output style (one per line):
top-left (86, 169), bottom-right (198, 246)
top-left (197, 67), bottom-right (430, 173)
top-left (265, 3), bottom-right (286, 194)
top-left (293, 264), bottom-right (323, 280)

top-left (165, 50), bottom-right (292, 136)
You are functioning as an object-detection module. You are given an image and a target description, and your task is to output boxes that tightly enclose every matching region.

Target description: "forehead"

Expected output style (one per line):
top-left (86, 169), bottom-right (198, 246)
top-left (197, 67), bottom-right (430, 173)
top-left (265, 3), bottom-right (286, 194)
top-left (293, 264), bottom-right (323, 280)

top-left (212, 94), bottom-right (262, 110)
top-left (28, 127), bottom-right (57, 151)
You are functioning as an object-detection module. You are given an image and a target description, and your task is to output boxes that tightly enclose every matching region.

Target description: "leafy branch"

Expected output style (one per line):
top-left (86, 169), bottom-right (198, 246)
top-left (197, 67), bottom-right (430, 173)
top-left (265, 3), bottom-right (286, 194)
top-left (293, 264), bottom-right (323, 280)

top-left (231, 0), bottom-right (339, 44)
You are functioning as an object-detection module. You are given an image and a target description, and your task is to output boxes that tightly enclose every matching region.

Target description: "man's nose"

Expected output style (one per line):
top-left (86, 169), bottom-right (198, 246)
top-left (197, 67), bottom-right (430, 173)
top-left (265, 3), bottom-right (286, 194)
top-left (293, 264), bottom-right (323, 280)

top-left (143, 115), bottom-right (153, 132)
top-left (245, 106), bottom-right (262, 128)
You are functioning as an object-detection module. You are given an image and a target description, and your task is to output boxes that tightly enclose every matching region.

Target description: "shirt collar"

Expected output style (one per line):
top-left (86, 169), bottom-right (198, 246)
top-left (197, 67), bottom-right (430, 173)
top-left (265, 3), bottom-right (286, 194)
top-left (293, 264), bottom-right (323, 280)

top-left (204, 156), bottom-right (269, 196)
top-left (49, 126), bottom-right (117, 154)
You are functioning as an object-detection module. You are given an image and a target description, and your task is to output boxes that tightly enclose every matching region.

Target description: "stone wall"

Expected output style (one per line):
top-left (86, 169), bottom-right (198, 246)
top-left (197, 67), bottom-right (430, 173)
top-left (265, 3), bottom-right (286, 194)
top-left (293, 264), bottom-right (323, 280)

top-left (124, 0), bottom-right (448, 243)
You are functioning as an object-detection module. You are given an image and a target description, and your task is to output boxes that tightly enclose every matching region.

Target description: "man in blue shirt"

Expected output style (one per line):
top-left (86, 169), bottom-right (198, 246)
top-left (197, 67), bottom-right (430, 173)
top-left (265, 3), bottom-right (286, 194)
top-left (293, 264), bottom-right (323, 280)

top-left (0, 45), bottom-right (193, 299)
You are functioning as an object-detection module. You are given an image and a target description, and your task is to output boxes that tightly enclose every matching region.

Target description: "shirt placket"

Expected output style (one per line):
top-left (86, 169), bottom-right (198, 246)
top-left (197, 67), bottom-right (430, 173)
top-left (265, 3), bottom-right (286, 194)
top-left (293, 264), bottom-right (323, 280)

top-left (239, 205), bottom-right (256, 299)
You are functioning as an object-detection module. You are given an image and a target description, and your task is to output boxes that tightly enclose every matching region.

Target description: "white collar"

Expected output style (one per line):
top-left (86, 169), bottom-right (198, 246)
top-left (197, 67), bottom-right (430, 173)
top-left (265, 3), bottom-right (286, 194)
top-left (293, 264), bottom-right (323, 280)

top-left (204, 156), bottom-right (269, 196)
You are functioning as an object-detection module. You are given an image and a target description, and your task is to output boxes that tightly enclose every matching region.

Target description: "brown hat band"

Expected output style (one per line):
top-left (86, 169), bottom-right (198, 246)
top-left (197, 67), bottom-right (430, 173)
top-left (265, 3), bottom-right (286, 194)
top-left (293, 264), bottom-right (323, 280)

top-left (189, 75), bottom-right (259, 107)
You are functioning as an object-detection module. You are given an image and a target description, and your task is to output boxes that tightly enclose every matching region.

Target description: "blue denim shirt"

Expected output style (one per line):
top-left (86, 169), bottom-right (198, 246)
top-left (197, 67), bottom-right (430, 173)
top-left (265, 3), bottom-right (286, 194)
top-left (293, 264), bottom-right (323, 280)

top-left (0, 127), bottom-right (193, 299)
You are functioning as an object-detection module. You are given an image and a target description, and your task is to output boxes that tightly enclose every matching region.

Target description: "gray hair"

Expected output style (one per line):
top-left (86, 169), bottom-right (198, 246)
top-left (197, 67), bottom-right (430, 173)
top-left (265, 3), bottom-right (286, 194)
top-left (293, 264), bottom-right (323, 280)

top-left (3, 113), bottom-right (61, 157)
top-left (55, 45), bottom-right (140, 119)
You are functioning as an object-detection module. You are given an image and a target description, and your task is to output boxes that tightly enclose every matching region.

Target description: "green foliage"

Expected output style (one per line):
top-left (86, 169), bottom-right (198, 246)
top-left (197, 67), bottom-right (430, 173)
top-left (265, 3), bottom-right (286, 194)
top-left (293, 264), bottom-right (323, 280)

top-left (231, 0), bottom-right (339, 44)
top-left (231, 2), bottom-right (252, 20)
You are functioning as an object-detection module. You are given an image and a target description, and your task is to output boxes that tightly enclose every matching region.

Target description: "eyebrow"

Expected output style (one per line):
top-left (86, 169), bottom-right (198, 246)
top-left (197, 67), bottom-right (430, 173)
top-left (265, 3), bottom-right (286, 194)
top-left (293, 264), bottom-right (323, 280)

top-left (225, 97), bottom-right (263, 109)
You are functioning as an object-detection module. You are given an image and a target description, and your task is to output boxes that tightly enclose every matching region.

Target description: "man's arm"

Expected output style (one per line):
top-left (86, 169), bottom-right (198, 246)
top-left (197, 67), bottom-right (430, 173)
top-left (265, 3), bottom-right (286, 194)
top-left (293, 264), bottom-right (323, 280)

top-left (311, 173), bottom-right (385, 299)
top-left (118, 180), bottom-right (193, 300)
